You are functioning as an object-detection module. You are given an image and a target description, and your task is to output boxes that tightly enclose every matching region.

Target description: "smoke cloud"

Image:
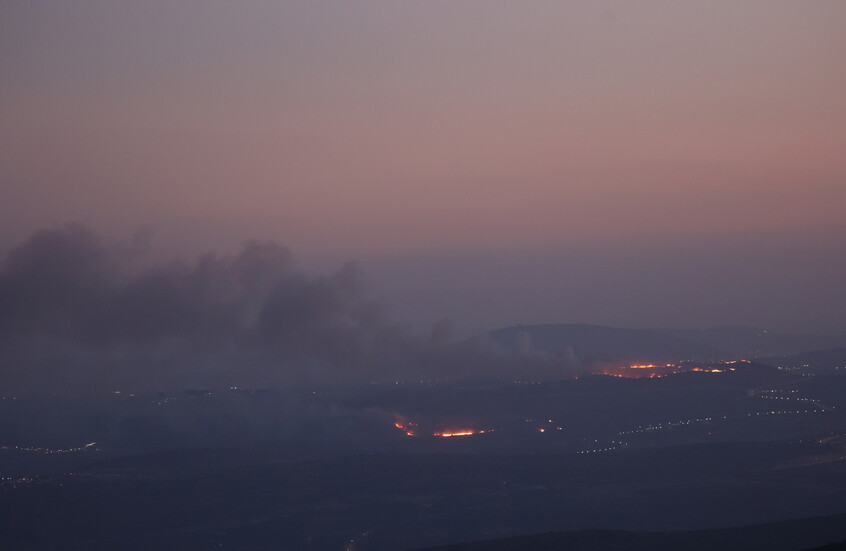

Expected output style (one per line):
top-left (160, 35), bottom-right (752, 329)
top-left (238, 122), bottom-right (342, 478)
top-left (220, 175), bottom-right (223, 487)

top-left (0, 225), bottom-right (574, 393)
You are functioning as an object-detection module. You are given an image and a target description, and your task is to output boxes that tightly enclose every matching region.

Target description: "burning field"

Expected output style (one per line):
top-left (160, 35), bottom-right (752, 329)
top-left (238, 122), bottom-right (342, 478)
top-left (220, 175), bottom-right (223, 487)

top-left (394, 417), bottom-right (486, 438)
top-left (393, 416), bottom-right (565, 440)
top-left (593, 361), bottom-right (745, 378)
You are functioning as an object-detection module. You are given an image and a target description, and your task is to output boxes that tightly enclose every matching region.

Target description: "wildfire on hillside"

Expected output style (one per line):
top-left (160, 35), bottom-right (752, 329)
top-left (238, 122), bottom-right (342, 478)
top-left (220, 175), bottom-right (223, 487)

top-left (432, 430), bottom-right (477, 437)
top-left (595, 362), bottom-right (741, 378)
top-left (393, 414), bottom-right (566, 439)
top-left (394, 417), bottom-right (417, 436)
top-left (596, 363), bottom-right (679, 378)
top-left (394, 415), bottom-right (491, 438)
top-left (690, 367), bottom-right (736, 373)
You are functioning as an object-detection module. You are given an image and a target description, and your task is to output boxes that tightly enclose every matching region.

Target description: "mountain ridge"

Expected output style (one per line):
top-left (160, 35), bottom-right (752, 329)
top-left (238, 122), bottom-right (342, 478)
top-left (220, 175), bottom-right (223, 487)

top-left (483, 323), bottom-right (846, 364)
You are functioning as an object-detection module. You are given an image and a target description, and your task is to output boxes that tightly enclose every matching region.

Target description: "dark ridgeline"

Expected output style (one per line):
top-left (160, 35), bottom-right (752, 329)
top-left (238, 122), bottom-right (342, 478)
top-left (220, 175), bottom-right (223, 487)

top-left (487, 324), bottom-right (846, 364)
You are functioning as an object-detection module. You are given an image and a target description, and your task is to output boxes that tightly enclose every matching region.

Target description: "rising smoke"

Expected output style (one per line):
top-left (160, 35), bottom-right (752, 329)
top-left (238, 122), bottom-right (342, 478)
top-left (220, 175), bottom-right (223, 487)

top-left (0, 225), bottom-right (576, 393)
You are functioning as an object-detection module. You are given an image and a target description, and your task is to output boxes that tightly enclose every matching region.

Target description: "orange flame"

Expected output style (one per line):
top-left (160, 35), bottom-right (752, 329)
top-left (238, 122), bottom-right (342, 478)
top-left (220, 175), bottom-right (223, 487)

top-left (393, 417), bottom-right (417, 437)
top-left (595, 362), bottom-right (682, 378)
top-left (433, 430), bottom-right (476, 437)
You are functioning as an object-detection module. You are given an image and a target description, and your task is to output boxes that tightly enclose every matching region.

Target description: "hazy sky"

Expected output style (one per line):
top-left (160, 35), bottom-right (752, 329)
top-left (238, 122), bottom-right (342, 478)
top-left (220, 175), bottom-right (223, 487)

top-left (2, 1), bottom-right (845, 335)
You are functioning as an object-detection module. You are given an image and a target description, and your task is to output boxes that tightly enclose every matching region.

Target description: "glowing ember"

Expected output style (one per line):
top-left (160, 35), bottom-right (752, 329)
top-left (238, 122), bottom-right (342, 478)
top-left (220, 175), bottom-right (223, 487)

top-left (393, 417), bottom-right (417, 437)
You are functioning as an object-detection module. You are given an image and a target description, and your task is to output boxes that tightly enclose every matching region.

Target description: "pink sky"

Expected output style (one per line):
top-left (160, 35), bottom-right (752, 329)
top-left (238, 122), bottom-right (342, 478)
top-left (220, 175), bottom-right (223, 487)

top-left (1, 1), bottom-right (844, 333)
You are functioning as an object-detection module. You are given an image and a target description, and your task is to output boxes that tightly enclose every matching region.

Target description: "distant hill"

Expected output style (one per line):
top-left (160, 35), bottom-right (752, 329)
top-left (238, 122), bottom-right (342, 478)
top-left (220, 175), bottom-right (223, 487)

top-left (754, 348), bottom-right (846, 375)
top-left (485, 324), bottom-right (846, 364)
top-left (486, 324), bottom-right (724, 363)
top-left (411, 513), bottom-right (846, 551)
top-left (656, 326), bottom-right (846, 359)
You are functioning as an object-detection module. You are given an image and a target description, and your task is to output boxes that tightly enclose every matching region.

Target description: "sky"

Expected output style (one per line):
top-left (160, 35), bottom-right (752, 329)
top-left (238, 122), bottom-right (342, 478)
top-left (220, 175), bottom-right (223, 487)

top-left (2, 1), bottom-right (845, 337)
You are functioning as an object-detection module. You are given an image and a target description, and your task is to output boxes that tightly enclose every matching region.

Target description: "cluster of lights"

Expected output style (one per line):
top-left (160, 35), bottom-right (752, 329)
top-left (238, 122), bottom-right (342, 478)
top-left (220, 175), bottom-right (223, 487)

top-left (689, 367), bottom-right (735, 373)
top-left (0, 476), bottom-right (34, 488)
top-left (746, 410), bottom-right (825, 416)
top-left (577, 439), bottom-right (628, 454)
top-left (0, 442), bottom-right (96, 454)
top-left (618, 417), bottom-right (715, 436)
top-left (757, 389), bottom-right (834, 411)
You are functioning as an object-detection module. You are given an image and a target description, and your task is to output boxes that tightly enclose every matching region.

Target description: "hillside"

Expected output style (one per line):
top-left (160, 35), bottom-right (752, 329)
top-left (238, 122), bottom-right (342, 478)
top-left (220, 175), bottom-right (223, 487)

top-left (411, 514), bottom-right (846, 551)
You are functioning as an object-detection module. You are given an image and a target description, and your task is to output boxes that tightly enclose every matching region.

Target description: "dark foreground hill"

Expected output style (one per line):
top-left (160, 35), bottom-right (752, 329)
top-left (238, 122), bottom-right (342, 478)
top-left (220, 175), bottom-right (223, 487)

top-left (411, 514), bottom-right (846, 551)
top-left (4, 440), bottom-right (846, 551)
top-left (804, 542), bottom-right (846, 551)
top-left (2, 376), bottom-right (845, 550)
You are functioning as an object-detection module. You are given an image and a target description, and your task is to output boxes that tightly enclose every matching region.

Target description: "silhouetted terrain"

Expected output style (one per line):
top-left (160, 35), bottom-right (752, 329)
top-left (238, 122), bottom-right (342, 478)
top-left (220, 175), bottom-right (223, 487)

top-left (412, 514), bottom-right (846, 551)
top-left (486, 324), bottom-right (723, 363)
top-left (804, 542), bottom-right (846, 551)
top-left (755, 348), bottom-right (846, 375)
top-left (2, 365), bottom-right (846, 550)
top-left (487, 324), bottom-right (846, 366)
top-left (657, 326), bottom-right (846, 360)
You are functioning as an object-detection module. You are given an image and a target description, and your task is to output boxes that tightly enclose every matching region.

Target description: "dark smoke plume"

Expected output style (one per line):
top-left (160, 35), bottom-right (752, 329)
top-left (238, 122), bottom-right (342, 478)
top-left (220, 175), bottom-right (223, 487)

top-left (0, 225), bottom-right (575, 393)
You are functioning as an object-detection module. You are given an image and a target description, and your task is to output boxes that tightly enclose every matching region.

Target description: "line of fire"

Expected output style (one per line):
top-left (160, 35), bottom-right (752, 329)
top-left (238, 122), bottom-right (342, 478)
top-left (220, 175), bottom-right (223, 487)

top-left (393, 417), bottom-right (495, 438)
top-left (593, 360), bottom-right (749, 378)
top-left (394, 416), bottom-right (563, 438)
